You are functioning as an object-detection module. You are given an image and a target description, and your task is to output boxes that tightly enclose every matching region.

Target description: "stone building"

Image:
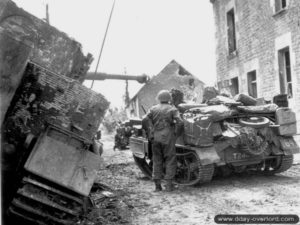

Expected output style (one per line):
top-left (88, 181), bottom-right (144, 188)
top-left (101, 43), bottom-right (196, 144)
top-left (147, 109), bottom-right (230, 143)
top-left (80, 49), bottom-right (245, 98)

top-left (210, 0), bottom-right (300, 134)
top-left (127, 60), bottom-right (205, 118)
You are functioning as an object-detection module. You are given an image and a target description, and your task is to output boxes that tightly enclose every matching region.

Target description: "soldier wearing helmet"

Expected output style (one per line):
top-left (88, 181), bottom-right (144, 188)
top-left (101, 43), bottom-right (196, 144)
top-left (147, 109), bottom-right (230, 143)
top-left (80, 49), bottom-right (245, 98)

top-left (143, 90), bottom-right (183, 192)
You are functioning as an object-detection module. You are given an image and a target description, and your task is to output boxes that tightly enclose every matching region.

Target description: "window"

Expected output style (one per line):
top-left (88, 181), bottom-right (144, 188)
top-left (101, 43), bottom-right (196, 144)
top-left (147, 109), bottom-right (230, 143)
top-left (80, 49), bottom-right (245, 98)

top-left (275, 0), bottom-right (287, 13)
top-left (247, 70), bottom-right (257, 98)
top-left (227, 9), bottom-right (236, 54)
top-left (278, 47), bottom-right (293, 98)
top-left (230, 77), bottom-right (239, 96)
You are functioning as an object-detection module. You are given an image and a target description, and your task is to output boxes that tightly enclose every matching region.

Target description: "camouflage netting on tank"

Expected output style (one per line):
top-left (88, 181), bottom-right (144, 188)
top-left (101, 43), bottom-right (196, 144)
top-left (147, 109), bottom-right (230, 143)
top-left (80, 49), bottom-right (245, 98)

top-left (3, 63), bottom-right (110, 142)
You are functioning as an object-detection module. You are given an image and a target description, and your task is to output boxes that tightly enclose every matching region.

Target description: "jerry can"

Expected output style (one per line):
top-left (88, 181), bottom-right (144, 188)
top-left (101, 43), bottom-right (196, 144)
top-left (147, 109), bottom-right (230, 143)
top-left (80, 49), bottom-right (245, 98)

top-left (275, 108), bottom-right (297, 136)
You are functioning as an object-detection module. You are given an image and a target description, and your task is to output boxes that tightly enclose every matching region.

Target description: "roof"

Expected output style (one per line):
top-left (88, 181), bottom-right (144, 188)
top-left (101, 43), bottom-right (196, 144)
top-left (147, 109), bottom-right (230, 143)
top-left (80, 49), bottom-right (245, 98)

top-left (129, 59), bottom-right (204, 102)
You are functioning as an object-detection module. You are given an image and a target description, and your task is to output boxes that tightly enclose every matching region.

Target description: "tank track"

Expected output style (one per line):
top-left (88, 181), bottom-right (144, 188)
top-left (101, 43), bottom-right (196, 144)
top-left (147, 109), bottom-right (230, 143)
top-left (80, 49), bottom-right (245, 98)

top-left (263, 155), bottom-right (294, 175)
top-left (175, 150), bottom-right (215, 186)
top-left (133, 150), bottom-right (215, 186)
top-left (274, 155), bottom-right (294, 173)
top-left (7, 174), bottom-right (84, 225)
top-left (198, 163), bottom-right (215, 184)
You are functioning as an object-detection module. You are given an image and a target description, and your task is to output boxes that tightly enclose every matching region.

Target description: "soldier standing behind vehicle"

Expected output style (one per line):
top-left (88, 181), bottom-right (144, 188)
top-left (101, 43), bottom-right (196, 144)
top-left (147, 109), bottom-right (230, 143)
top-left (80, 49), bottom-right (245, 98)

top-left (143, 90), bottom-right (183, 192)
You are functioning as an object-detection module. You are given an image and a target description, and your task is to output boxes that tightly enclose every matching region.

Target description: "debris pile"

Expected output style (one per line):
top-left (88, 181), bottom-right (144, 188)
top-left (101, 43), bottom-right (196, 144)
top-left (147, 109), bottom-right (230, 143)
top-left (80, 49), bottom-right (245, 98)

top-left (79, 183), bottom-right (133, 225)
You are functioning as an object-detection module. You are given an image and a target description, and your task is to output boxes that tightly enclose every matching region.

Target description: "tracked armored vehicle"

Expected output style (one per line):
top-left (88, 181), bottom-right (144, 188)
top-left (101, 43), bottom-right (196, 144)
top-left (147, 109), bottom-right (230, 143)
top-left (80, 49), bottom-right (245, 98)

top-left (1, 1), bottom-right (110, 224)
top-left (130, 95), bottom-right (300, 186)
top-left (1, 1), bottom-right (149, 223)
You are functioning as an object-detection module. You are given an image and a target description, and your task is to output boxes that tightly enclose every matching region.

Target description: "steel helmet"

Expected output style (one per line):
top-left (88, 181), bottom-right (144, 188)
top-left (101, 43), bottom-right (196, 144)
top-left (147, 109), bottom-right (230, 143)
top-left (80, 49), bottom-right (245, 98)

top-left (156, 90), bottom-right (171, 103)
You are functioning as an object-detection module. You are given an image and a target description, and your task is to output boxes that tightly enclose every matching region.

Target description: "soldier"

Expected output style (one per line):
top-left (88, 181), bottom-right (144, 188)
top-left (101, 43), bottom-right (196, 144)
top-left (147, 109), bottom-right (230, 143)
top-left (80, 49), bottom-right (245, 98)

top-left (143, 90), bottom-right (183, 192)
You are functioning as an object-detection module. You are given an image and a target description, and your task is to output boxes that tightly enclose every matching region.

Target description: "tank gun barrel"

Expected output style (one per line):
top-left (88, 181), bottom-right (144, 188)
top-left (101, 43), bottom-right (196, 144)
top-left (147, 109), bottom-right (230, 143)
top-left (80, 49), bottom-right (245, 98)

top-left (85, 72), bottom-right (149, 83)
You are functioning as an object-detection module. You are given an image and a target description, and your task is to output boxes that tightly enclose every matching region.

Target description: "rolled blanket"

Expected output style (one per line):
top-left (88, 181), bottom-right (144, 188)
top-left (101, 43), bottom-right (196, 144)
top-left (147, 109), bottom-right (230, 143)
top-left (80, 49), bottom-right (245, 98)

top-left (237, 104), bottom-right (278, 113)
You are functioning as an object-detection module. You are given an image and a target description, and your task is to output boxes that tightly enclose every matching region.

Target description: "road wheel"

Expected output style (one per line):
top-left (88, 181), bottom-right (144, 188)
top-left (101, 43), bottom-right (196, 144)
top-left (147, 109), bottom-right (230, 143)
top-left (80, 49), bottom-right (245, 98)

top-left (175, 149), bottom-right (214, 186)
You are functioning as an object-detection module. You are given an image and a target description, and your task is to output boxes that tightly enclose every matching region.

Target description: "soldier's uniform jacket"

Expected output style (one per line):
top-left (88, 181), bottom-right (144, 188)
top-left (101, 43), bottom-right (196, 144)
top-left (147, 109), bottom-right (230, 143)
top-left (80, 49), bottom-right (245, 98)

top-left (144, 103), bottom-right (183, 180)
top-left (146, 103), bottom-right (182, 144)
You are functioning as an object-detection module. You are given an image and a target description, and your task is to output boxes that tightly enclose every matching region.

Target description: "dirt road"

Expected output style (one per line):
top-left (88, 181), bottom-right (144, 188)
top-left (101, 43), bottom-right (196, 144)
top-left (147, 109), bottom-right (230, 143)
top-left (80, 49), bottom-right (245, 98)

top-left (97, 134), bottom-right (300, 225)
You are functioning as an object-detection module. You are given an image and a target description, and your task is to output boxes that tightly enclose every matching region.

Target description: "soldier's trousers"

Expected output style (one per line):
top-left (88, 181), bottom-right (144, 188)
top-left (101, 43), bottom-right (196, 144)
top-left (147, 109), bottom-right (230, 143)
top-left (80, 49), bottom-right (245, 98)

top-left (152, 138), bottom-right (176, 180)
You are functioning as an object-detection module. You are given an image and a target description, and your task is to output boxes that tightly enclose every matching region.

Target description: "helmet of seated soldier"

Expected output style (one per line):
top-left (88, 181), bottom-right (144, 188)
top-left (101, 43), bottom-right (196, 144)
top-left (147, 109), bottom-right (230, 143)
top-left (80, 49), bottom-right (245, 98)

top-left (156, 90), bottom-right (171, 103)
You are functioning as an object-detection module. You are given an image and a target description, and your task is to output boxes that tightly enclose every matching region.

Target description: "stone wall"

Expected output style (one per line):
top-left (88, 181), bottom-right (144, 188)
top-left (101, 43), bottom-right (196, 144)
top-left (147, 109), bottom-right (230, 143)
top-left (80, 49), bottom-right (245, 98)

top-left (212, 0), bottom-right (300, 133)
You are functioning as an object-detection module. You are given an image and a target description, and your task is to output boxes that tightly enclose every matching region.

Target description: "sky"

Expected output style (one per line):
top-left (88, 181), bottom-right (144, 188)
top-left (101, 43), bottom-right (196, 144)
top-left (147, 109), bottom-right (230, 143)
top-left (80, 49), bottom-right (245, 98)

top-left (12, 0), bottom-right (217, 108)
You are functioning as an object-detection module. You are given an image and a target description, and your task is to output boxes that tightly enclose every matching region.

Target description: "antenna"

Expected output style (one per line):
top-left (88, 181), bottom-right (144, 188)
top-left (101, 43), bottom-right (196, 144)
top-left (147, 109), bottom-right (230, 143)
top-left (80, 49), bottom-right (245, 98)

top-left (91, 0), bottom-right (116, 89)
top-left (45, 4), bottom-right (50, 24)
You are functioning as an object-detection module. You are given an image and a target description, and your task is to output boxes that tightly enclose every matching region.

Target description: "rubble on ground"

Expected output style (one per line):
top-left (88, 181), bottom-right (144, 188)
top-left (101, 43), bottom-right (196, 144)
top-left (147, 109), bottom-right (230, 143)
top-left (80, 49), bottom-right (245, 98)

top-left (79, 183), bottom-right (132, 225)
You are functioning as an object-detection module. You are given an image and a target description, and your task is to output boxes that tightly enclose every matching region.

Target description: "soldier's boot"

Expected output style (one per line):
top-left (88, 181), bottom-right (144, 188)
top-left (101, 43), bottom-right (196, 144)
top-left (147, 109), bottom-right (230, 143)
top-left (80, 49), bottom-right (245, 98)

top-left (154, 179), bottom-right (162, 192)
top-left (165, 179), bottom-right (174, 192)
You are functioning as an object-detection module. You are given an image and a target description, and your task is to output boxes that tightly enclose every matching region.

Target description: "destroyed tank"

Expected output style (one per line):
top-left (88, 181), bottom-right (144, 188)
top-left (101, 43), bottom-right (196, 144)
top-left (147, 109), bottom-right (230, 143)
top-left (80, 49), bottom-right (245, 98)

top-left (1, 1), bottom-right (109, 224)
top-left (130, 94), bottom-right (300, 186)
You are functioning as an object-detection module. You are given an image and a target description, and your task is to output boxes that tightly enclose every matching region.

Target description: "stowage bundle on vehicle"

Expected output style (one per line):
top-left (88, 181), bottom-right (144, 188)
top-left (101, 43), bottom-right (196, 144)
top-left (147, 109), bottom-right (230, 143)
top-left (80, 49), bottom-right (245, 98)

top-left (184, 104), bottom-right (237, 121)
top-left (237, 104), bottom-right (278, 113)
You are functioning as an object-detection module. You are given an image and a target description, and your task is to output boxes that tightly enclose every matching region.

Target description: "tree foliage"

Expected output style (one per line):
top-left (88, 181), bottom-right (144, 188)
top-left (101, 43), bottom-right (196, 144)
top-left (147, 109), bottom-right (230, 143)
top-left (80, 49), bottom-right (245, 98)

top-left (102, 107), bottom-right (128, 133)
